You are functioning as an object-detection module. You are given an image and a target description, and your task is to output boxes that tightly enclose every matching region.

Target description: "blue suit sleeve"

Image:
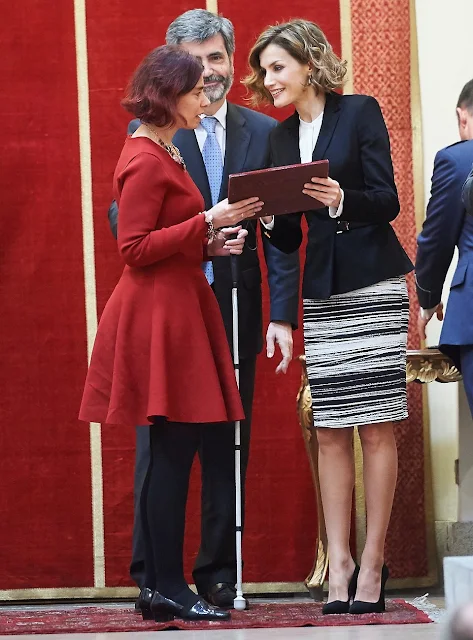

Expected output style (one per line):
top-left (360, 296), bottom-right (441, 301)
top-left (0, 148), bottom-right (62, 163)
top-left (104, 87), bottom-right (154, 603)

top-left (463, 165), bottom-right (473, 215)
top-left (258, 123), bottom-right (300, 327)
top-left (416, 148), bottom-right (466, 308)
top-left (127, 119), bottom-right (140, 135)
top-left (262, 235), bottom-right (300, 328)
top-left (108, 200), bottom-right (118, 240)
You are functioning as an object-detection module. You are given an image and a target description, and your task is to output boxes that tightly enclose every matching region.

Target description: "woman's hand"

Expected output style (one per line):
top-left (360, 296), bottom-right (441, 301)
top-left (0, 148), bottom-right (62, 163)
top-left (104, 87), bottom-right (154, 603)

top-left (207, 226), bottom-right (249, 257)
top-left (303, 176), bottom-right (342, 208)
top-left (208, 197), bottom-right (263, 229)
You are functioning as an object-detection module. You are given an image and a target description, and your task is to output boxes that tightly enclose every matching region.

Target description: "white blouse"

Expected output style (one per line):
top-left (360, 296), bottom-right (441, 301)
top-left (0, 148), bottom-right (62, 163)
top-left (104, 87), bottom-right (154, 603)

top-left (299, 112), bottom-right (343, 218)
top-left (299, 112), bottom-right (324, 163)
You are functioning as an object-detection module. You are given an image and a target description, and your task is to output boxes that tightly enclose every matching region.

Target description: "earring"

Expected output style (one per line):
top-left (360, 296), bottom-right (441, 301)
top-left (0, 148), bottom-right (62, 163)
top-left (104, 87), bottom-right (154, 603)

top-left (306, 73), bottom-right (312, 86)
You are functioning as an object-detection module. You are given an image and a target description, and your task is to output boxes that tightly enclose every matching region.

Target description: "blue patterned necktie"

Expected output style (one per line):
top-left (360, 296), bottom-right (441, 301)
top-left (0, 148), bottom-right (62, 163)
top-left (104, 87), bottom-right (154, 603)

top-left (201, 116), bottom-right (223, 285)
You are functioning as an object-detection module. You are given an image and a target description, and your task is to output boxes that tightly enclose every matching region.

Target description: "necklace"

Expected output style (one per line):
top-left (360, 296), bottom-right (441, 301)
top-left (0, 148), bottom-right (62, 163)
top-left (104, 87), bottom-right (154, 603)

top-left (144, 124), bottom-right (186, 171)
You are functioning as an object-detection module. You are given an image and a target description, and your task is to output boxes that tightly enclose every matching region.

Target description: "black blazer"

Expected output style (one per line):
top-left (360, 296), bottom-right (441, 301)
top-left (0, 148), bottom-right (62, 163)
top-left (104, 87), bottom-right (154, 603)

top-left (263, 92), bottom-right (413, 300)
top-left (108, 103), bottom-right (300, 359)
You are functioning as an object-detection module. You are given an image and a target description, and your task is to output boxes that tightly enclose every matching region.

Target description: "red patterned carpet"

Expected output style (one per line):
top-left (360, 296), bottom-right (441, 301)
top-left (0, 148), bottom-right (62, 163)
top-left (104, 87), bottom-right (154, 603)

top-left (0, 601), bottom-right (431, 634)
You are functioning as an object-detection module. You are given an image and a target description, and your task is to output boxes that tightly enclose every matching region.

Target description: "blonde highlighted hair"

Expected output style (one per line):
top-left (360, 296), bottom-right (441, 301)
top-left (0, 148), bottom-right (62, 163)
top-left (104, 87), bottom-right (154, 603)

top-left (243, 19), bottom-right (347, 105)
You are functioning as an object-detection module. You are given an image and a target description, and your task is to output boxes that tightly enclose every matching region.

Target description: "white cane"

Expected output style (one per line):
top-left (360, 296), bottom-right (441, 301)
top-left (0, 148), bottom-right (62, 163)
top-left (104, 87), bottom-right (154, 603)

top-left (230, 253), bottom-right (246, 611)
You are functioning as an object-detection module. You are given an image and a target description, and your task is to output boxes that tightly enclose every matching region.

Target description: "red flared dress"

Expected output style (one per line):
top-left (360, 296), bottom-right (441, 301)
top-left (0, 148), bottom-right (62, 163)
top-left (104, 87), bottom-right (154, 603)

top-left (79, 137), bottom-right (244, 426)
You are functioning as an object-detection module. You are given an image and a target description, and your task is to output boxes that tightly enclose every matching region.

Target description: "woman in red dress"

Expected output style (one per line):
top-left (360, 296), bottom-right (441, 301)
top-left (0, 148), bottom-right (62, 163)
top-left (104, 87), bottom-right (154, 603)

top-left (79, 45), bottom-right (263, 622)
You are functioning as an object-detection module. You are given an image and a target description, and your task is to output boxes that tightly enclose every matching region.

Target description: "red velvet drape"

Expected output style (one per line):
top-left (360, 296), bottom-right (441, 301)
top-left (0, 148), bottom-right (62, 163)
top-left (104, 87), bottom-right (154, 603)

top-left (0, 0), bottom-right (430, 593)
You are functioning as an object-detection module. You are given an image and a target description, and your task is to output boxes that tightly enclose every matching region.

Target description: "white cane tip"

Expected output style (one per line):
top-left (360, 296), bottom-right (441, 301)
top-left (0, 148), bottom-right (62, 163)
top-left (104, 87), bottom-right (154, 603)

top-left (233, 596), bottom-right (247, 611)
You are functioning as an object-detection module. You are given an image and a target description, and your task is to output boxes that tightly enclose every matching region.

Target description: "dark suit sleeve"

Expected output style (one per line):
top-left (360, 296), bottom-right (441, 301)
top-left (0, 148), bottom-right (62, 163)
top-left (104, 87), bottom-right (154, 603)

top-left (262, 236), bottom-right (300, 328)
top-left (260, 212), bottom-right (303, 253)
top-left (416, 148), bottom-right (466, 308)
top-left (254, 126), bottom-right (300, 326)
top-left (108, 119), bottom-right (141, 240)
top-left (340, 97), bottom-right (400, 223)
top-left (462, 165), bottom-right (473, 215)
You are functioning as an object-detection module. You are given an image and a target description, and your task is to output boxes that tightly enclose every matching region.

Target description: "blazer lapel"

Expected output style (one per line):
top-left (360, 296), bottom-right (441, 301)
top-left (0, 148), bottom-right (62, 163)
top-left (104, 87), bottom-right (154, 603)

top-left (312, 92), bottom-right (342, 161)
top-left (220, 103), bottom-right (251, 201)
top-left (279, 111), bottom-right (301, 166)
top-left (173, 129), bottom-right (212, 208)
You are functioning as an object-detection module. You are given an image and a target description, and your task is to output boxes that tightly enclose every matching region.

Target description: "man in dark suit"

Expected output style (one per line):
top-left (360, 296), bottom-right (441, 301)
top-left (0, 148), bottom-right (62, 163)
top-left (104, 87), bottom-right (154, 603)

top-left (416, 79), bottom-right (473, 414)
top-left (109, 9), bottom-right (299, 608)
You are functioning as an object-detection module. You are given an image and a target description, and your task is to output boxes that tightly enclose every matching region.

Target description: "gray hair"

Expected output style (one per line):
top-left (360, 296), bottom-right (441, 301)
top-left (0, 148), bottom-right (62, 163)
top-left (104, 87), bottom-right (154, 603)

top-left (166, 9), bottom-right (235, 57)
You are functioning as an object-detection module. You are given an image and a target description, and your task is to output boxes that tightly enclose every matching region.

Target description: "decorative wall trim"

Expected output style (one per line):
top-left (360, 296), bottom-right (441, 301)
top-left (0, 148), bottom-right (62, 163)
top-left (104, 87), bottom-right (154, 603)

top-left (73, 0), bottom-right (105, 590)
top-left (339, 0), bottom-right (353, 94)
top-left (206, 0), bottom-right (218, 14)
top-left (409, 0), bottom-right (439, 588)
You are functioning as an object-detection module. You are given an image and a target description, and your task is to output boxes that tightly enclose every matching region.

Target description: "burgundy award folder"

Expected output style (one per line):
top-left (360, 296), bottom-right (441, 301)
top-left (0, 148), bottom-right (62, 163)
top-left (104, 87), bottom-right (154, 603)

top-left (228, 159), bottom-right (329, 217)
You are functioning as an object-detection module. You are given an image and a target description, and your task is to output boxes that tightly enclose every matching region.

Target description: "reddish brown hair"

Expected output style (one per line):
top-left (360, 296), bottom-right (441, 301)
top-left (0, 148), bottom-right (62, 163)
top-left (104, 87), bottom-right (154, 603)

top-left (121, 45), bottom-right (203, 127)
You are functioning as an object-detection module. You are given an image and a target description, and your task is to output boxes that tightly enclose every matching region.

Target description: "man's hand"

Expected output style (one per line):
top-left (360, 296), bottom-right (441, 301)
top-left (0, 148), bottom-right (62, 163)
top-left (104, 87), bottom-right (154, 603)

top-left (266, 321), bottom-right (293, 374)
top-left (417, 302), bottom-right (444, 340)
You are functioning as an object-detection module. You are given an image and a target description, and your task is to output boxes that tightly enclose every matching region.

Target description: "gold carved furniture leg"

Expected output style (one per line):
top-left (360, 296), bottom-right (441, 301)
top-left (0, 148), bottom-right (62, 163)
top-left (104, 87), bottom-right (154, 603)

top-left (296, 349), bottom-right (460, 601)
top-left (296, 355), bottom-right (328, 601)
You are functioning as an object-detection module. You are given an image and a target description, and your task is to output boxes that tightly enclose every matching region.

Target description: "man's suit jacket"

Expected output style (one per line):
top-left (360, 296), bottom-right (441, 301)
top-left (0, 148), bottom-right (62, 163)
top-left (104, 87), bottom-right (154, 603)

top-left (262, 92), bottom-right (413, 300)
top-left (108, 103), bottom-right (299, 360)
top-left (463, 164), bottom-right (473, 215)
top-left (416, 139), bottom-right (473, 357)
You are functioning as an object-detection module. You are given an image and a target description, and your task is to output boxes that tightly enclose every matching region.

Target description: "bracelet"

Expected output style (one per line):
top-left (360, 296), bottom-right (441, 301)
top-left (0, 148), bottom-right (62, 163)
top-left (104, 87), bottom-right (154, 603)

top-left (200, 211), bottom-right (218, 241)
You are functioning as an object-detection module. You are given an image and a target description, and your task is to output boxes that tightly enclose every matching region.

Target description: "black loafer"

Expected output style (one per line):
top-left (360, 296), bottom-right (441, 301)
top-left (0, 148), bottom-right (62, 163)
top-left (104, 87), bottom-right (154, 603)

top-left (202, 582), bottom-right (249, 610)
top-left (182, 598), bottom-right (230, 621)
top-left (150, 591), bottom-right (230, 622)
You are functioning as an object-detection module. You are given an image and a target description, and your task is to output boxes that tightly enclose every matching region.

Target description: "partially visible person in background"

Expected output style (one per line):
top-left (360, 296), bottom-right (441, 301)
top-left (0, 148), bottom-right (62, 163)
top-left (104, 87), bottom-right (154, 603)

top-left (416, 79), bottom-right (473, 415)
top-left (80, 45), bottom-right (264, 623)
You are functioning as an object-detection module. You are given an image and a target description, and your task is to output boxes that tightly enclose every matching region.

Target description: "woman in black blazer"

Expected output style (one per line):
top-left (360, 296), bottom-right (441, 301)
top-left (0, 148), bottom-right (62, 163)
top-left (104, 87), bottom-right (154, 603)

top-left (244, 20), bottom-right (413, 615)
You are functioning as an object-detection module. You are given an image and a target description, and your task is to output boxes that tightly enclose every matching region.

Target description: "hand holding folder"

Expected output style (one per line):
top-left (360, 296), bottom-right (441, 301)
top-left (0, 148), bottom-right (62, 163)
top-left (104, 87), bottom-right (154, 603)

top-left (228, 159), bottom-right (329, 218)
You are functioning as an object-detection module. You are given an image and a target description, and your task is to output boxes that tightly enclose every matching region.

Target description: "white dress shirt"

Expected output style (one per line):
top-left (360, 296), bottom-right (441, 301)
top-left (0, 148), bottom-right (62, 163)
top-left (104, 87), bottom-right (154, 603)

top-left (195, 101), bottom-right (227, 162)
top-left (263, 111), bottom-right (343, 230)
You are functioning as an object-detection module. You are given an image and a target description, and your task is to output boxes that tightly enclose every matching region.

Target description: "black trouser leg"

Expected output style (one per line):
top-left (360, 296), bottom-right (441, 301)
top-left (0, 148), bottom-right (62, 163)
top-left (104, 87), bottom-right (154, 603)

top-left (192, 356), bottom-right (257, 593)
top-left (140, 418), bottom-right (201, 606)
top-left (130, 425), bottom-right (150, 588)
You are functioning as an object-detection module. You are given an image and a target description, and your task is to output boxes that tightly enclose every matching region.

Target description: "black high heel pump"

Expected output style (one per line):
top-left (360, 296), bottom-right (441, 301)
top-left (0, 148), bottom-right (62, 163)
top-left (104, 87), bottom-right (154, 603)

top-left (349, 564), bottom-right (389, 614)
top-left (322, 564), bottom-right (360, 615)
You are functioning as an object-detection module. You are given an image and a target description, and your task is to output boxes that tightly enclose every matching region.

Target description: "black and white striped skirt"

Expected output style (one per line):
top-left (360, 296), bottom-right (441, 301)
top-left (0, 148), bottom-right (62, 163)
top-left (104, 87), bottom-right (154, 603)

top-left (303, 276), bottom-right (409, 428)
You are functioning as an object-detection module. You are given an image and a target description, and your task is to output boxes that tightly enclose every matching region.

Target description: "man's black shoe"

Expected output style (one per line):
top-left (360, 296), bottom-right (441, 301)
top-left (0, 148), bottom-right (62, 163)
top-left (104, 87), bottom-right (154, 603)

top-left (201, 582), bottom-right (249, 610)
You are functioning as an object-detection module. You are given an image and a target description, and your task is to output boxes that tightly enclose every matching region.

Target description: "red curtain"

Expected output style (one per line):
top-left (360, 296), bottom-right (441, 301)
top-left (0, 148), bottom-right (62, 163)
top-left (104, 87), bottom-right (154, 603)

top-left (0, 0), bottom-right (431, 593)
